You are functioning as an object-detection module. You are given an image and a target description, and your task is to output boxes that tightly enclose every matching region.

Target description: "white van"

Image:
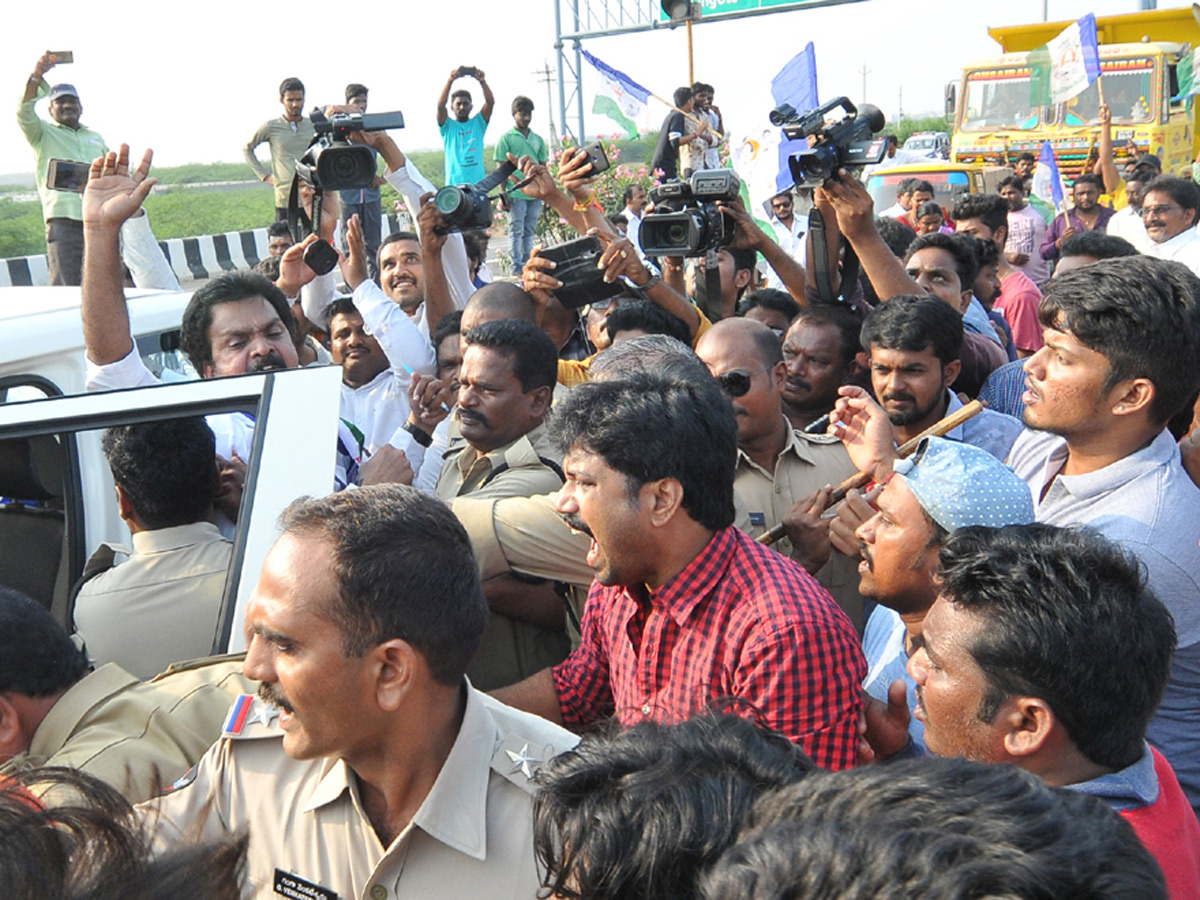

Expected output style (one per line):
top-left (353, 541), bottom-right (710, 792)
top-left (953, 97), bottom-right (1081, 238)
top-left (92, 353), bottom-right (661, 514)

top-left (0, 286), bottom-right (341, 653)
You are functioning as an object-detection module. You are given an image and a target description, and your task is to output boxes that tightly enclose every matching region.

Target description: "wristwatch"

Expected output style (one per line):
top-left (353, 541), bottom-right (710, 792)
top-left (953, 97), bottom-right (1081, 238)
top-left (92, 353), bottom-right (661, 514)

top-left (632, 273), bottom-right (662, 292)
top-left (402, 420), bottom-right (433, 448)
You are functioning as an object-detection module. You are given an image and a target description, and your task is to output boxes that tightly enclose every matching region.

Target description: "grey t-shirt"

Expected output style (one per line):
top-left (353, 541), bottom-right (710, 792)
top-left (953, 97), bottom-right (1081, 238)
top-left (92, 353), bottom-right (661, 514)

top-left (1007, 427), bottom-right (1200, 814)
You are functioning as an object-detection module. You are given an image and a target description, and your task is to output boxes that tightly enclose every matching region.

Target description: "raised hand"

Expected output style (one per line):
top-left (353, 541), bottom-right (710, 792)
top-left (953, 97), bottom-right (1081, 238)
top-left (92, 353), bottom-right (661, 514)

top-left (82, 145), bottom-right (157, 230)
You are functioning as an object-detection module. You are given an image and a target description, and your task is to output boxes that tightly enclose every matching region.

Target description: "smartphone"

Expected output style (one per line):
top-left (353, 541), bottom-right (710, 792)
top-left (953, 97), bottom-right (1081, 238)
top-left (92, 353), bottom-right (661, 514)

top-left (459, 66), bottom-right (478, 78)
top-left (49, 51), bottom-right (74, 65)
top-left (47, 158), bottom-right (90, 193)
top-left (582, 142), bottom-right (611, 176)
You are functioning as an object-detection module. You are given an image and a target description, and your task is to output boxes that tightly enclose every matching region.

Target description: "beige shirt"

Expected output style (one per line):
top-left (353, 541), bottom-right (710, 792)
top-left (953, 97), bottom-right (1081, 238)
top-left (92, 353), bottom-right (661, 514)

top-left (141, 685), bottom-right (578, 900)
top-left (733, 421), bottom-right (867, 632)
top-left (73, 522), bottom-right (232, 679)
top-left (1, 657), bottom-right (252, 805)
top-left (436, 426), bottom-right (569, 689)
top-left (435, 426), bottom-right (564, 503)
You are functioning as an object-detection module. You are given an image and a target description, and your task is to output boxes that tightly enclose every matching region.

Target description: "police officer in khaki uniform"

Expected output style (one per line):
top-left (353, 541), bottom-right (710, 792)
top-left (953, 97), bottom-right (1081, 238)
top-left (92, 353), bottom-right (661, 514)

top-left (696, 318), bottom-right (867, 631)
top-left (139, 485), bottom-right (577, 900)
top-left (0, 587), bottom-right (252, 806)
top-left (434, 320), bottom-right (569, 690)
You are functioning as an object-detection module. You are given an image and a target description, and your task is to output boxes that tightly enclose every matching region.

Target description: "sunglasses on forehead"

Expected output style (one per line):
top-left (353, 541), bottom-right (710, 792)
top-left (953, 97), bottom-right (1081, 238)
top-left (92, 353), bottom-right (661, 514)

top-left (716, 365), bottom-right (771, 398)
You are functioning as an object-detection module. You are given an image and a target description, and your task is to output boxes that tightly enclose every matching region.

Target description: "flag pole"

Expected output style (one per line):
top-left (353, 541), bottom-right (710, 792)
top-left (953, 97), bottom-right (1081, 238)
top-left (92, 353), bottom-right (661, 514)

top-left (649, 92), bottom-right (724, 141)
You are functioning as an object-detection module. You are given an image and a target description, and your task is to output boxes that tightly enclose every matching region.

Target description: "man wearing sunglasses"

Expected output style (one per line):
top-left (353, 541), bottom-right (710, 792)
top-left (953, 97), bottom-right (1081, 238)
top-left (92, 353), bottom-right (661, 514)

top-left (1142, 175), bottom-right (1200, 277)
top-left (695, 318), bottom-right (866, 632)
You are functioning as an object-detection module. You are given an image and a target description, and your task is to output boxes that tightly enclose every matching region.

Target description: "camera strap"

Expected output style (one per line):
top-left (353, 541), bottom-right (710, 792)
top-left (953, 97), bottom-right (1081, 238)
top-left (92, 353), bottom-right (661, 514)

top-left (286, 175), bottom-right (325, 243)
top-left (476, 160), bottom-right (518, 196)
top-left (808, 207), bottom-right (859, 305)
top-left (705, 249), bottom-right (722, 316)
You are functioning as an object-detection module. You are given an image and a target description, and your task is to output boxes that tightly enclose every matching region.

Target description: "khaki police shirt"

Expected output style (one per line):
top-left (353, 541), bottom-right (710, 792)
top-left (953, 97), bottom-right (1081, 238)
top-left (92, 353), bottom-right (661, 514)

top-left (1, 657), bottom-right (252, 805)
top-left (435, 426), bottom-right (564, 503)
top-left (73, 522), bottom-right (233, 680)
top-left (733, 421), bottom-right (867, 632)
top-left (141, 685), bottom-right (579, 900)
top-left (436, 426), bottom-right (569, 690)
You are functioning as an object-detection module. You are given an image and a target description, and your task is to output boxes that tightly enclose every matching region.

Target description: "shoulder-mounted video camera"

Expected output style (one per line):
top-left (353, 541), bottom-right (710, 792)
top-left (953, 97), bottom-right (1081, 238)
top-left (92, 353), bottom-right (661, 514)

top-left (638, 168), bottom-right (741, 258)
top-left (772, 97), bottom-right (887, 187)
top-left (295, 108), bottom-right (405, 192)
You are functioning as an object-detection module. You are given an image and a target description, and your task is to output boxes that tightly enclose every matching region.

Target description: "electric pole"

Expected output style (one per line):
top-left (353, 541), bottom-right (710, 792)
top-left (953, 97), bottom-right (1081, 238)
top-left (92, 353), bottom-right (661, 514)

top-left (859, 64), bottom-right (872, 106)
top-left (535, 61), bottom-right (561, 151)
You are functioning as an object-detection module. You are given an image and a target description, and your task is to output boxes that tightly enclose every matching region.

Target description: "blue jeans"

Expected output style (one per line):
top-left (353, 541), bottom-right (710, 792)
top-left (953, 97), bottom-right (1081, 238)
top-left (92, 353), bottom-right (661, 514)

top-left (508, 196), bottom-right (543, 274)
top-left (339, 197), bottom-right (383, 282)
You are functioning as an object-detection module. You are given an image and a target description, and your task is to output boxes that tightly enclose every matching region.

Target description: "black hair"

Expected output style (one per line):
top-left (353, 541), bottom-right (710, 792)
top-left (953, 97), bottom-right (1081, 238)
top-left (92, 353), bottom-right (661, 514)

top-left (325, 297), bottom-right (361, 333)
top-left (279, 485), bottom-right (487, 684)
top-left (253, 256), bottom-right (280, 280)
top-left (550, 372), bottom-right (737, 531)
top-left (728, 247), bottom-right (758, 300)
top-left (1145, 174), bottom-right (1200, 223)
top-left (951, 192), bottom-right (1009, 236)
top-left (0, 768), bottom-right (249, 900)
top-left (904, 231), bottom-right (979, 293)
top-left (604, 299), bottom-right (692, 346)
top-left (1072, 173), bottom-right (1102, 191)
top-left (788, 304), bottom-right (862, 369)
top-left (450, 89), bottom-right (472, 104)
top-left (875, 216), bottom-right (918, 258)
top-left (622, 184), bottom-right (645, 205)
top-left (939, 524), bottom-right (1177, 771)
top-left (884, 133), bottom-right (899, 147)
top-left (279, 78), bottom-right (304, 97)
top-left (913, 201), bottom-right (942, 221)
top-left (266, 220), bottom-right (292, 239)
top-left (1059, 230), bottom-right (1139, 261)
top-left (433, 310), bottom-right (464, 358)
top-left (462, 318), bottom-right (558, 393)
top-left (1016, 151), bottom-right (1037, 164)
top-left (589, 335), bottom-right (706, 382)
top-left (970, 233), bottom-right (999, 268)
top-left (690, 82), bottom-right (715, 95)
top-left (535, 713), bottom-right (814, 900)
top-left (102, 418), bottom-right (217, 529)
top-left (739, 288), bottom-right (801, 325)
top-left (701, 758), bottom-right (1166, 900)
top-left (608, 213), bottom-right (629, 230)
top-left (344, 83), bottom-right (367, 102)
top-left (179, 272), bottom-right (296, 374)
top-left (860, 294), bottom-right (962, 367)
top-left (1040, 255), bottom-right (1200, 422)
top-left (674, 86), bottom-right (694, 107)
top-left (894, 177), bottom-right (917, 197)
top-left (998, 174), bottom-right (1027, 193)
top-left (909, 179), bottom-right (934, 195)
top-left (0, 588), bottom-right (88, 696)
top-left (512, 95), bottom-right (534, 114)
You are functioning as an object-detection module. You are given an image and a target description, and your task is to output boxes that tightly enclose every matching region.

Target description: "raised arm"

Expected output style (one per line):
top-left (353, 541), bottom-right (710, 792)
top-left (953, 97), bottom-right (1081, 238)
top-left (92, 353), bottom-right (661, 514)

top-left (719, 195), bottom-right (809, 308)
top-left (475, 70), bottom-right (495, 123)
top-left (1095, 103), bottom-right (1122, 196)
top-left (81, 145), bottom-right (158, 366)
top-left (819, 171), bottom-right (922, 301)
top-left (21, 51), bottom-right (54, 104)
top-left (436, 69), bottom-right (460, 128)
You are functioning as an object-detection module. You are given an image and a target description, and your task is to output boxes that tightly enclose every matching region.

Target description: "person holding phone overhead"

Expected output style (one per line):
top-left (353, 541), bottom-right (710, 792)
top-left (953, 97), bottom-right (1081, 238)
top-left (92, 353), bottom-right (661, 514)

top-left (18, 50), bottom-right (109, 286)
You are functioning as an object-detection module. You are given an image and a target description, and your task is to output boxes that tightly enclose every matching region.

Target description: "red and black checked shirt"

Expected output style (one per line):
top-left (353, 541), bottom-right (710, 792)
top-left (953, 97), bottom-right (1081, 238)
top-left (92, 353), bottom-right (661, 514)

top-left (551, 526), bottom-right (866, 770)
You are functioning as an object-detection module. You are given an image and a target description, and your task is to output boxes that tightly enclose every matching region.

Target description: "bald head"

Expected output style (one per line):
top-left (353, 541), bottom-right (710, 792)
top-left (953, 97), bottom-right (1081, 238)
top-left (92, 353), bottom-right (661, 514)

top-left (462, 283), bottom-right (537, 332)
top-left (696, 317), bottom-right (784, 370)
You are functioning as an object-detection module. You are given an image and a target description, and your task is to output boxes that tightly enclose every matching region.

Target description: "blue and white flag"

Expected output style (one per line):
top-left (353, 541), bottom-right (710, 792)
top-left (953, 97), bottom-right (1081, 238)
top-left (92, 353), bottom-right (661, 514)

top-left (582, 50), bottom-right (652, 139)
top-left (1028, 13), bottom-right (1101, 107)
top-left (1030, 140), bottom-right (1065, 221)
top-left (771, 42), bottom-right (819, 115)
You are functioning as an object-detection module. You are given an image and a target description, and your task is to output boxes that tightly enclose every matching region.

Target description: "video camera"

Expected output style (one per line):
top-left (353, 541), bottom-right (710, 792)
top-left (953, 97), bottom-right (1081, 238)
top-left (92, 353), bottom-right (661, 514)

top-left (638, 168), bottom-right (741, 258)
top-left (295, 108), bottom-right (405, 192)
top-left (771, 96), bottom-right (887, 187)
top-left (434, 161), bottom-right (517, 235)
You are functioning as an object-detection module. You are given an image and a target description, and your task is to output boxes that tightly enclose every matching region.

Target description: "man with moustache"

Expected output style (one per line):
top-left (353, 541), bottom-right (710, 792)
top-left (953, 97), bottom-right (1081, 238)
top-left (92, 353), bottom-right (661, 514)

top-left (492, 370), bottom-right (866, 769)
top-left (779, 305), bottom-right (862, 431)
top-left (1141, 175), bottom-right (1200, 276)
top-left (139, 486), bottom-right (577, 900)
top-left (1039, 175), bottom-right (1113, 265)
top-left (19, 50), bottom-right (109, 285)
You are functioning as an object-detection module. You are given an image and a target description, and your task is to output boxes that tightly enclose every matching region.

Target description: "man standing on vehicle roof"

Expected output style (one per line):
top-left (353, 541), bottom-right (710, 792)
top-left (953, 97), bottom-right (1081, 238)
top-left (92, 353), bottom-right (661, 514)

top-left (18, 50), bottom-right (109, 286)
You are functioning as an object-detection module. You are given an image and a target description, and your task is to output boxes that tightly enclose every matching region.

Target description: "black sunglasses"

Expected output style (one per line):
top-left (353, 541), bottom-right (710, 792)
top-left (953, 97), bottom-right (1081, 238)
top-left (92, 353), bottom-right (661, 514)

top-left (716, 366), bottom-right (771, 398)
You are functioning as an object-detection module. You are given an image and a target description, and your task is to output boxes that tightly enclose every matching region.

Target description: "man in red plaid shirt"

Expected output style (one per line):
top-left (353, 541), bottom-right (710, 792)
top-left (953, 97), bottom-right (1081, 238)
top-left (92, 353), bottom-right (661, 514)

top-left (493, 367), bottom-right (866, 769)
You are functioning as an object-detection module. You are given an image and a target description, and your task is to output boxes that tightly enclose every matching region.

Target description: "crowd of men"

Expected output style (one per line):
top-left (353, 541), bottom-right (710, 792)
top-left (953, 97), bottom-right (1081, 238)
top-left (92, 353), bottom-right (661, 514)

top-left (8, 51), bottom-right (1200, 900)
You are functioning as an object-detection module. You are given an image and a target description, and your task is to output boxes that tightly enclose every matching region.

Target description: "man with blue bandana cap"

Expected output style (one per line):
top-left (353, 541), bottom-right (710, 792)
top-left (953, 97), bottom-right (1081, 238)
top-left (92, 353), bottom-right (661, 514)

top-left (854, 436), bottom-right (1034, 760)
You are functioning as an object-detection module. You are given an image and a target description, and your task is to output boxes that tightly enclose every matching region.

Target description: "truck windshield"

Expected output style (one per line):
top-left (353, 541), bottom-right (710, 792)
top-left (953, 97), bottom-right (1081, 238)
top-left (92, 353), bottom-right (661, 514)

top-left (1059, 59), bottom-right (1157, 127)
top-left (961, 68), bottom-right (1039, 131)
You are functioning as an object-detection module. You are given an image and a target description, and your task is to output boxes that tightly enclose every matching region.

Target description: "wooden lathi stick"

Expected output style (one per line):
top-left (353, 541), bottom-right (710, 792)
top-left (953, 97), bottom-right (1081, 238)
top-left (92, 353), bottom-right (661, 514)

top-left (757, 400), bottom-right (988, 547)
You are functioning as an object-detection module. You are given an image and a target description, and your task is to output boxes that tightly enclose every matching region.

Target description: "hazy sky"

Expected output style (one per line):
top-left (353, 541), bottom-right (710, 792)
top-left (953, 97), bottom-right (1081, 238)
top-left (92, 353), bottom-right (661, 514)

top-left (3, 0), bottom-right (1187, 177)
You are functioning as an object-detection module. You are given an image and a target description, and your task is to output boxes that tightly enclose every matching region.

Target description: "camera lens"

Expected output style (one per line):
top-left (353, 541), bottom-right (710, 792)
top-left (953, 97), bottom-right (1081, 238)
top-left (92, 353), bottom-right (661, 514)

top-left (435, 186), bottom-right (467, 217)
top-left (666, 222), bottom-right (688, 246)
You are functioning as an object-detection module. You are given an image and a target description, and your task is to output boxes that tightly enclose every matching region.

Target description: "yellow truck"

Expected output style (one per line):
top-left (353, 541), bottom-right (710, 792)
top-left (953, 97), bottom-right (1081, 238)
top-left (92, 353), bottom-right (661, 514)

top-left (951, 5), bottom-right (1200, 182)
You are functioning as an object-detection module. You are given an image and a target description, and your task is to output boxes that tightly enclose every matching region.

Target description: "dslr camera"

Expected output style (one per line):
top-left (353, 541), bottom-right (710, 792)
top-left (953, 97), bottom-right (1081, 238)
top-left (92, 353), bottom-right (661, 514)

top-left (638, 168), bottom-right (741, 258)
top-left (434, 161), bottom-right (517, 234)
top-left (295, 108), bottom-right (405, 192)
top-left (771, 96), bottom-right (887, 187)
